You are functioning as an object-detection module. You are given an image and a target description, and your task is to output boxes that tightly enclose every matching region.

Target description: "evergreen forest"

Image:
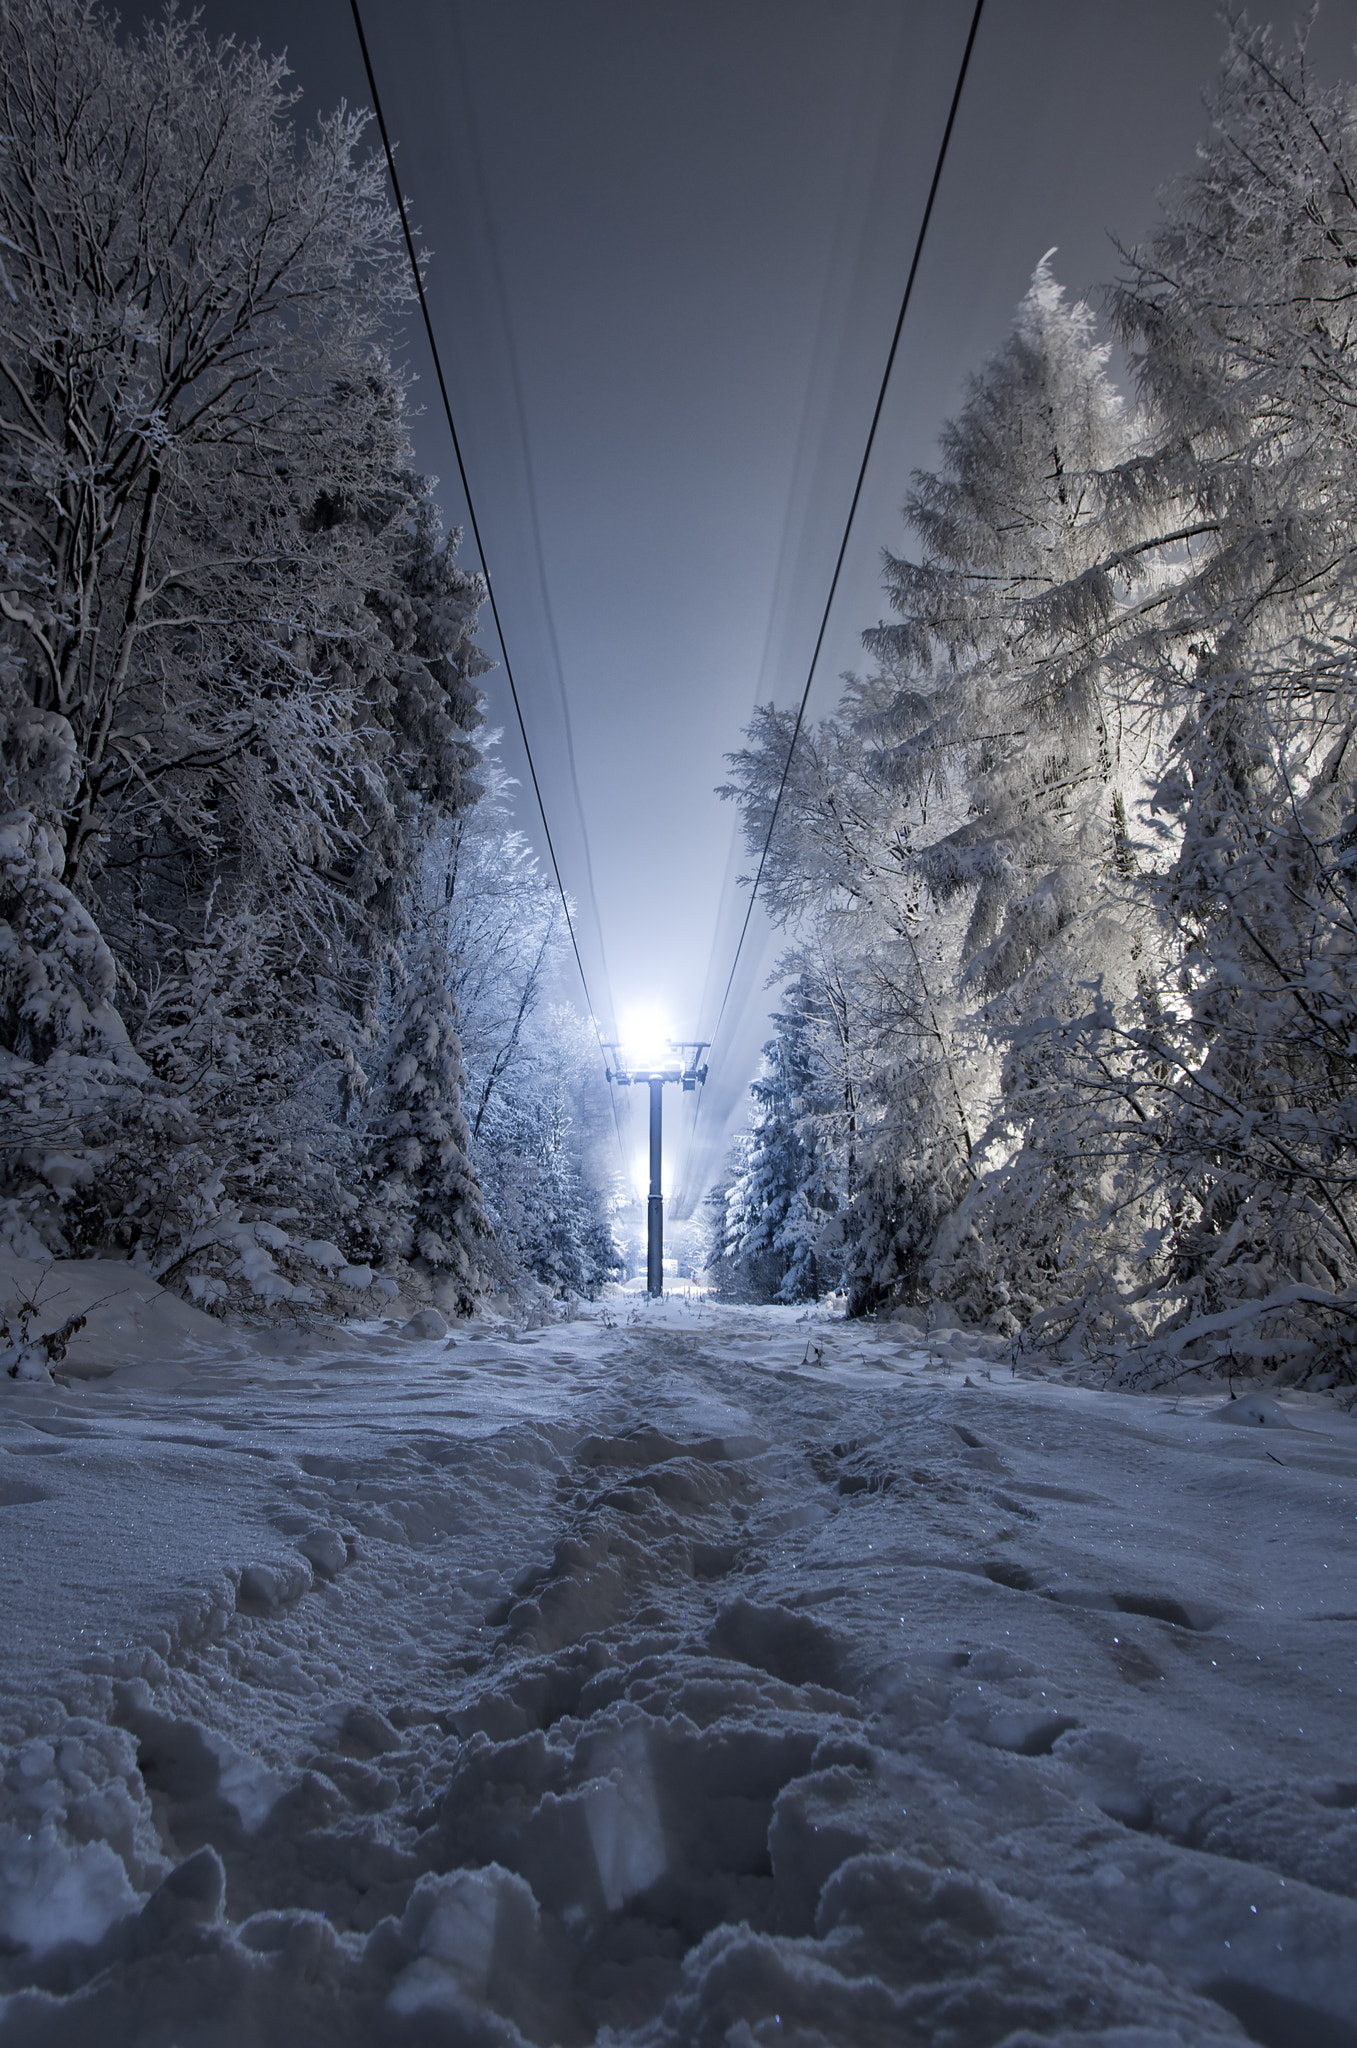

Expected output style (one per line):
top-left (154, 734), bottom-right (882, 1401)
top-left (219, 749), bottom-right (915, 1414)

top-left (712, 24), bottom-right (1357, 1385)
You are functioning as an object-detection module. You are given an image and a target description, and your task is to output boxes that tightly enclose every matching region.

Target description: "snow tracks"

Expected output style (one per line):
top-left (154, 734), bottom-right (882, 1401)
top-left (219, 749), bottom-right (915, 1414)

top-left (2, 1307), bottom-right (1356, 2044)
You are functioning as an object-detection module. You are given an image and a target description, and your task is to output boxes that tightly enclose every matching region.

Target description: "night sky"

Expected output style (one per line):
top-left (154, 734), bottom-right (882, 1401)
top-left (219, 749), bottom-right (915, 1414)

top-left (184, 0), bottom-right (1357, 1208)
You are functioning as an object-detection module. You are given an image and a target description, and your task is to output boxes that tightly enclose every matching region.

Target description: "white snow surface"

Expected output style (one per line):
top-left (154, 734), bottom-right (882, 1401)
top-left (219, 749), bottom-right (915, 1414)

top-left (1, 1271), bottom-right (1356, 2046)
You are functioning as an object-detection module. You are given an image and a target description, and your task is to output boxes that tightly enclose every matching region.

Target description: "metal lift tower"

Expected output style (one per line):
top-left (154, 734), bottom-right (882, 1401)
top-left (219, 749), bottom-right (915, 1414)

top-left (604, 1042), bottom-right (708, 1296)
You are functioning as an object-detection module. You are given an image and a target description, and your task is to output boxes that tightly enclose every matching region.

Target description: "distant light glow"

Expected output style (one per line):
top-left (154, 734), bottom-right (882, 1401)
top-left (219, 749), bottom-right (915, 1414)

top-left (628, 1150), bottom-right (676, 1201)
top-left (619, 1005), bottom-right (673, 1073)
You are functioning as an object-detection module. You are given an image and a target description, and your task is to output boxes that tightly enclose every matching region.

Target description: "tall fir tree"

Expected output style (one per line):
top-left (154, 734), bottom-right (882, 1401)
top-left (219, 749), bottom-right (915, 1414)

top-left (366, 936), bottom-right (485, 1310)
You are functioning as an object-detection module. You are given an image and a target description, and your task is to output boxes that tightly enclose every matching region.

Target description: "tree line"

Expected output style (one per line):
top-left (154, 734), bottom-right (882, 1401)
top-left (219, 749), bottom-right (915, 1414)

top-left (0, 0), bottom-right (617, 1317)
top-left (713, 24), bottom-right (1357, 1385)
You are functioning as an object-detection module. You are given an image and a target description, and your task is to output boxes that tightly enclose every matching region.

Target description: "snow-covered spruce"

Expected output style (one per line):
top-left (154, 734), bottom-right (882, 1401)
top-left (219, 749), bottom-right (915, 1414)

top-left (719, 26), bottom-right (1357, 1385)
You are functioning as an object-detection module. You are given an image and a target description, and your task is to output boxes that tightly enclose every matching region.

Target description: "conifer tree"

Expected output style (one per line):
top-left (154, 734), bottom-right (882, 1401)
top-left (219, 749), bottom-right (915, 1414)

top-left (1087, 23), bottom-right (1357, 1369)
top-left (723, 262), bottom-right (1150, 1317)
top-left (365, 936), bottom-right (484, 1307)
top-left (712, 987), bottom-right (841, 1303)
top-left (863, 255), bottom-right (1137, 998)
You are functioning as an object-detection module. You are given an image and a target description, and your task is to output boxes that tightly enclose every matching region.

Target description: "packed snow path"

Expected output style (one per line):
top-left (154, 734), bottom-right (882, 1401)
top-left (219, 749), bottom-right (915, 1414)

top-left (2, 1298), bottom-right (1356, 2046)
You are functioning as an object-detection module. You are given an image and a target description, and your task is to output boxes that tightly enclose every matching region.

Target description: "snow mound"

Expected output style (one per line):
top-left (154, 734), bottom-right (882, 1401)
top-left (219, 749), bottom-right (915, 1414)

top-left (0, 1254), bottom-right (237, 1379)
top-left (1207, 1395), bottom-right (1298, 1430)
top-left (0, 1821), bottom-right (140, 1953)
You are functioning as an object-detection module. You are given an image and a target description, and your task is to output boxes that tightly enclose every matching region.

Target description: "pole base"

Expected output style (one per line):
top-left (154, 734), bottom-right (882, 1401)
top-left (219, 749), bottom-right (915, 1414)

top-left (647, 1194), bottom-right (664, 1296)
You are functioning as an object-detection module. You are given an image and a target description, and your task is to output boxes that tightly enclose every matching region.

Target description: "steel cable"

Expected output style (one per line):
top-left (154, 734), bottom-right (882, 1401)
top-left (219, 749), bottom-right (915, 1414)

top-left (681, 0), bottom-right (987, 1193)
top-left (349, 0), bottom-right (628, 1168)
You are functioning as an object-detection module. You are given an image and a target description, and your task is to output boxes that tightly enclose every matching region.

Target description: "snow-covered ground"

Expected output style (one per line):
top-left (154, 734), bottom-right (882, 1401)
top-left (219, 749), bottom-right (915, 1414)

top-left (2, 1277), bottom-right (1356, 2046)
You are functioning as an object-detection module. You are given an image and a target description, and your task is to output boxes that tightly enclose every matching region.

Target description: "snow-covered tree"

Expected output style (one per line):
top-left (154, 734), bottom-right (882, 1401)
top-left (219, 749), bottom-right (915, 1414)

top-left (722, 260), bottom-right (1155, 1317)
top-left (0, 0), bottom-right (490, 1299)
top-left (416, 759), bottom-right (620, 1300)
top-left (723, 25), bottom-right (1357, 1385)
top-left (364, 932), bottom-right (484, 1307)
top-left (862, 254), bottom-right (1141, 1003)
top-left (941, 24), bottom-right (1357, 1370)
top-left (0, 4), bottom-right (415, 887)
top-left (709, 985), bottom-right (842, 1303)
top-left (1082, 22), bottom-right (1357, 1373)
top-left (473, 1014), bottom-right (620, 1300)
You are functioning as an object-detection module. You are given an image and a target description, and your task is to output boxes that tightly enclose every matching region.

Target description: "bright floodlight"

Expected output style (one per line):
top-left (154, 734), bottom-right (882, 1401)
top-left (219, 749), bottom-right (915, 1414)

top-left (619, 1006), bottom-right (673, 1072)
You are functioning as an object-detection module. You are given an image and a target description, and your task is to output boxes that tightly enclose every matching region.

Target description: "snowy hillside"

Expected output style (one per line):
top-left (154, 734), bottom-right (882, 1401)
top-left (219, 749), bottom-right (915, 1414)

top-left (2, 1287), bottom-right (1355, 2045)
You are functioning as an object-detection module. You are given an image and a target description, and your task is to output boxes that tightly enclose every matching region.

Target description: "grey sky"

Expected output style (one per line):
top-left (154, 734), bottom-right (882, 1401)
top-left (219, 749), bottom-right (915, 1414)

top-left (187, 0), bottom-right (1357, 1208)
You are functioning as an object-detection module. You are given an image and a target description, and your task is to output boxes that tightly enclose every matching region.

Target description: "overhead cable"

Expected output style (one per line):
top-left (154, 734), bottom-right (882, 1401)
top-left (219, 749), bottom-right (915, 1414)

top-left (439, 5), bottom-right (620, 1036)
top-left (348, 0), bottom-right (627, 1164)
top-left (703, 0), bottom-right (987, 1067)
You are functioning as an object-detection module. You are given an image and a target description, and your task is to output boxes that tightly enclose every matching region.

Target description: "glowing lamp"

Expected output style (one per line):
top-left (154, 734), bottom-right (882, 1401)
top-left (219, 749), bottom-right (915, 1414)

top-left (619, 1006), bottom-right (675, 1075)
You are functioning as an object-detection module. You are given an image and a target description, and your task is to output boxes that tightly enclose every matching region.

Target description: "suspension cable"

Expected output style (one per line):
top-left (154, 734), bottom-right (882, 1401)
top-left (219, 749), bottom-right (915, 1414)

top-left (349, 0), bottom-right (627, 1165)
top-left (710, 0), bottom-right (984, 1056)
top-left (685, 0), bottom-right (987, 1179)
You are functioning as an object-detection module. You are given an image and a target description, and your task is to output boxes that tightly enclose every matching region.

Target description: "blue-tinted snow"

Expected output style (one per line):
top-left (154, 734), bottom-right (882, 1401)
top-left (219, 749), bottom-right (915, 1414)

top-left (2, 1275), bottom-right (1356, 2045)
